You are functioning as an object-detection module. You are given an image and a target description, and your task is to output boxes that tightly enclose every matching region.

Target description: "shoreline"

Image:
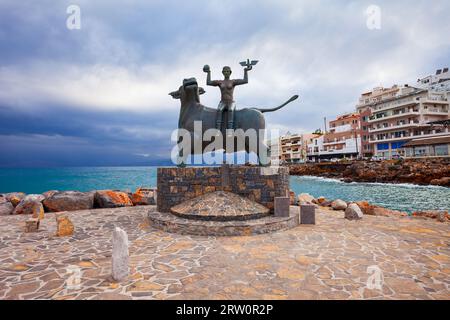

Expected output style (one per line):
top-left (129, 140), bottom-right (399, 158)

top-left (1, 186), bottom-right (448, 223)
top-left (288, 157), bottom-right (450, 187)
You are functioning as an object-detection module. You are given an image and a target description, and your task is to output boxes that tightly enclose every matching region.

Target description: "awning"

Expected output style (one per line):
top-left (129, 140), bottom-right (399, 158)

top-left (402, 135), bottom-right (450, 147)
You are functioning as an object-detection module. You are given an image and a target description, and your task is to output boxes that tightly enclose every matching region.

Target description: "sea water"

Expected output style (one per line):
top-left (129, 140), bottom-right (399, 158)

top-left (0, 167), bottom-right (448, 213)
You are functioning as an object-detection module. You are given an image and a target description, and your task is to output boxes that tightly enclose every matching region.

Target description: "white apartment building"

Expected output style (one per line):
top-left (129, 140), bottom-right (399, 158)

top-left (417, 68), bottom-right (450, 93)
top-left (367, 86), bottom-right (450, 159)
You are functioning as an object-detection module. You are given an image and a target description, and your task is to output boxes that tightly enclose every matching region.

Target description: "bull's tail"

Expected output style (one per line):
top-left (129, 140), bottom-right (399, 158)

top-left (251, 95), bottom-right (299, 113)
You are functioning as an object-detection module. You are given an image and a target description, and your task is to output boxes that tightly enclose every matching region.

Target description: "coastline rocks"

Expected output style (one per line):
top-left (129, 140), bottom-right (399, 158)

top-left (316, 196), bottom-right (327, 204)
top-left (4, 192), bottom-right (26, 207)
top-left (298, 193), bottom-right (314, 205)
top-left (430, 177), bottom-right (450, 187)
top-left (411, 210), bottom-right (449, 222)
top-left (43, 191), bottom-right (94, 212)
top-left (43, 190), bottom-right (58, 199)
top-left (94, 190), bottom-right (133, 208)
top-left (345, 203), bottom-right (363, 220)
top-left (355, 201), bottom-right (375, 215)
top-left (331, 199), bottom-right (347, 210)
top-left (13, 195), bottom-right (45, 215)
top-left (289, 158), bottom-right (450, 186)
top-left (0, 202), bottom-right (14, 215)
top-left (131, 188), bottom-right (156, 206)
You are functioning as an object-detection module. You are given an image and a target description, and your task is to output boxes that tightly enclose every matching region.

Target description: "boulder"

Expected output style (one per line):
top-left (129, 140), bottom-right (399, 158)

top-left (43, 190), bottom-right (58, 199)
top-left (131, 188), bottom-right (156, 206)
top-left (331, 199), bottom-right (347, 210)
top-left (345, 203), bottom-right (363, 220)
top-left (0, 202), bottom-right (14, 215)
top-left (43, 191), bottom-right (94, 212)
top-left (320, 200), bottom-right (333, 207)
top-left (372, 206), bottom-right (408, 217)
top-left (24, 194), bottom-right (45, 202)
top-left (315, 196), bottom-right (327, 205)
top-left (13, 195), bottom-right (45, 215)
top-left (0, 196), bottom-right (6, 204)
top-left (355, 201), bottom-right (375, 215)
top-left (94, 190), bottom-right (133, 208)
top-left (430, 177), bottom-right (450, 187)
top-left (4, 192), bottom-right (26, 207)
top-left (411, 210), bottom-right (449, 222)
top-left (298, 193), bottom-right (314, 205)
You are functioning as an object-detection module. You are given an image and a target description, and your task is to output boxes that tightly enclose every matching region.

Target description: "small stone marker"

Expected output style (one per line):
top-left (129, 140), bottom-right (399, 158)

top-left (25, 218), bottom-right (40, 232)
top-left (300, 204), bottom-right (315, 224)
top-left (274, 197), bottom-right (290, 217)
top-left (55, 213), bottom-right (74, 236)
top-left (112, 227), bottom-right (129, 282)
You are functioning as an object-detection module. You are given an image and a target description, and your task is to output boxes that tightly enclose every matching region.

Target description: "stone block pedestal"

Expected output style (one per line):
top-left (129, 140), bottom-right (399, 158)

top-left (157, 165), bottom-right (289, 213)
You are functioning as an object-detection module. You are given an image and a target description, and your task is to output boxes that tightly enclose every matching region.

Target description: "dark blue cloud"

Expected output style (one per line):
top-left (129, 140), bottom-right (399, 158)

top-left (0, 0), bottom-right (449, 167)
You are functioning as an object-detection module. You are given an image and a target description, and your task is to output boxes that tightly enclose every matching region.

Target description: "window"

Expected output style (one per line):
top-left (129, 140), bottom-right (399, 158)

top-left (435, 144), bottom-right (449, 156)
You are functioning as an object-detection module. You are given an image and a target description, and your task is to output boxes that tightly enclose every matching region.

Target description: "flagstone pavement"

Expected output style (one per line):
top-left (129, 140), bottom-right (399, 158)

top-left (0, 206), bottom-right (449, 300)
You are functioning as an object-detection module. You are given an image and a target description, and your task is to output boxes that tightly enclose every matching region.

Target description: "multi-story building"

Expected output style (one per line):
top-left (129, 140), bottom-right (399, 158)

top-left (417, 68), bottom-right (450, 93)
top-left (306, 113), bottom-right (362, 161)
top-left (356, 85), bottom-right (401, 158)
top-left (279, 133), bottom-right (318, 163)
top-left (321, 113), bottom-right (362, 159)
top-left (366, 85), bottom-right (450, 159)
top-left (306, 134), bottom-right (324, 162)
top-left (267, 137), bottom-right (281, 165)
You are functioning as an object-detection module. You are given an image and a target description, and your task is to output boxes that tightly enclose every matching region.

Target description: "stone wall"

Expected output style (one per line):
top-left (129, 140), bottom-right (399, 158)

top-left (157, 165), bottom-right (290, 213)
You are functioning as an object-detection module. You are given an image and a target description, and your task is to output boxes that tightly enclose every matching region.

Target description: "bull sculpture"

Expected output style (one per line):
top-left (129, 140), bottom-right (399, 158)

top-left (169, 77), bottom-right (298, 166)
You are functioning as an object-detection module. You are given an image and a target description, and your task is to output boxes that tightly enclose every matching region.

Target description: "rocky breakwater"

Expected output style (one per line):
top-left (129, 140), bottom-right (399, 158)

top-left (289, 158), bottom-right (450, 187)
top-left (0, 187), bottom-right (157, 216)
top-left (294, 192), bottom-right (449, 223)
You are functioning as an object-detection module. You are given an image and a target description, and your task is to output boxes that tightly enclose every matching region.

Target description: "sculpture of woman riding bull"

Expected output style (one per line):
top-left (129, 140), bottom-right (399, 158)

top-left (168, 61), bottom-right (299, 166)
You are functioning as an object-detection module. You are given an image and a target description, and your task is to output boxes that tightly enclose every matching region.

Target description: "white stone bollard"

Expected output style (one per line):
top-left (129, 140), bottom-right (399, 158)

top-left (112, 227), bottom-right (129, 281)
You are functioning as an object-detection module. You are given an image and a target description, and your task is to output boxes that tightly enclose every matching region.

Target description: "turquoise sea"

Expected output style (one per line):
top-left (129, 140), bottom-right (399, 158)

top-left (0, 167), bottom-right (448, 213)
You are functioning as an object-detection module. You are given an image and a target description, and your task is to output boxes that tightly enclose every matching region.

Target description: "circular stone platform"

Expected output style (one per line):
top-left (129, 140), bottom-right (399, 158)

top-left (170, 191), bottom-right (270, 221)
top-left (148, 206), bottom-right (299, 236)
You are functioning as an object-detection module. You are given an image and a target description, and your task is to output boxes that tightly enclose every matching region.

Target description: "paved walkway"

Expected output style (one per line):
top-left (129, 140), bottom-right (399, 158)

top-left (0, 206), bottom-right (449, 300)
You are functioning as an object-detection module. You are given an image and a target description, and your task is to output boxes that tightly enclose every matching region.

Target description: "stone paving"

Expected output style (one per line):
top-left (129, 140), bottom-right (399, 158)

top-left (0, 206), bottom-right (449, 300)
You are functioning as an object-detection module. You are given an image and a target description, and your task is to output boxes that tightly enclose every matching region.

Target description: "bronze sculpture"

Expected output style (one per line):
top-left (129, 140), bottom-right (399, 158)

top-left (203, 60), bottom-right (257, 131)
top-left (169, 68), bottom-right (298, 166)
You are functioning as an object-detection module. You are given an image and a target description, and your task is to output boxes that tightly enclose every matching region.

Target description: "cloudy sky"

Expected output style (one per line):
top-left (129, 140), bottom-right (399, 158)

top-left (0, 0), bottom-right (449, 166)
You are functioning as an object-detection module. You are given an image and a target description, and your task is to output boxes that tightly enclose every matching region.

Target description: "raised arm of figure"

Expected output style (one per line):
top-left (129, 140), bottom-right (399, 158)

top-left (203, 64), bottom-right (219, 86)
top-left (234, 67), bottom-right (250, 86)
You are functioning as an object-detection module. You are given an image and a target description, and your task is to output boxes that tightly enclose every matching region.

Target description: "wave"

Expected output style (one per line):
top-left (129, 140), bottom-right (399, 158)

top-left (292, 175), bottom-right (449, 190)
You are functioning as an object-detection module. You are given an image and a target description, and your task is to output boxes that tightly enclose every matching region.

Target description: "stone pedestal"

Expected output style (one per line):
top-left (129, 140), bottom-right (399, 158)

top-left (274, 197), bottom-right (290, 217)
top-left (300, 204), bottom-right (315, 224)
top-left (157, 165), bottom-right (289, 213)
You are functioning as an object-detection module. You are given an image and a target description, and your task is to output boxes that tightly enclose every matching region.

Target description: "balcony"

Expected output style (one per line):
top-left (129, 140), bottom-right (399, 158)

top-left (369, 122), bottom-right (420, 133)
top-left (422, 109), bottom-right (449, 115)
top-left (368, 110), bottom-right (420, 123)
top-left (371, 98), bottom-right (418, 113)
